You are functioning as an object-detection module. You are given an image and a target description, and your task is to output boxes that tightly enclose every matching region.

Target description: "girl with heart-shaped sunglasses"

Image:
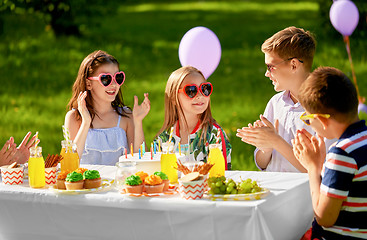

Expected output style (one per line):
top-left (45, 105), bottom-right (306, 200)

top-left (154, 66), bottom-right (232, 169)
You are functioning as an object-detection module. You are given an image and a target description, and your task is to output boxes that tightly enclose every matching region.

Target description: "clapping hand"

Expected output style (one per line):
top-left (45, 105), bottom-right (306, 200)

top-left (0, 137), bottom-right (17, 166)
top-left (292, 129), bottom-right (325, 171)
top-left (77, 91), bottom-right (92, 125)
top-left (236, 115), bottom-right (279, 153)
top-left (133, 93), bottom-right (151, 122)
top-left (13, 132), bottom-right (39, 164)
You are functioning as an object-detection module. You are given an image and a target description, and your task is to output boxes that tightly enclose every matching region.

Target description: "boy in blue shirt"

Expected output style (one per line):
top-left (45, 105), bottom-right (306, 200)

top-left (293, 66), bottom-right (367, 239)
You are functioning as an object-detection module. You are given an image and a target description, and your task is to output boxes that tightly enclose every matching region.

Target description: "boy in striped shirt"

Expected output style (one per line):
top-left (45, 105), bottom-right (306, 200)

top-left (292, 66), bottom-right (367, 239)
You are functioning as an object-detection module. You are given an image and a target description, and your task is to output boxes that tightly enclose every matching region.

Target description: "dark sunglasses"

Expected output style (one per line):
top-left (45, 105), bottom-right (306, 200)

top-left (178, 82), bottom-right (213, 99)
top-left (88, 71), bottom-right (125, 87)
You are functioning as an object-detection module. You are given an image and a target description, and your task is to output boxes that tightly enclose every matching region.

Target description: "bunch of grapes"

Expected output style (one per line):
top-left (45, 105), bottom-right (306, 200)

top-left (208, 176), bottom-right (263, 195)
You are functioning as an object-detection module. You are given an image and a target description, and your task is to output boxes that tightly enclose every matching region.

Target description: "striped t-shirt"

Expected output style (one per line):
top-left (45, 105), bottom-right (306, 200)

top-left (316, 120), bottom-right (367, 239)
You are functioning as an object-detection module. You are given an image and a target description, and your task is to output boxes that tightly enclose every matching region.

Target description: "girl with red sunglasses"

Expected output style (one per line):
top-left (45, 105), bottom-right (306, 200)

top-left (154, 66), bottom-right (232, 169)
top-left (64, 50), bottom-right (150, 165)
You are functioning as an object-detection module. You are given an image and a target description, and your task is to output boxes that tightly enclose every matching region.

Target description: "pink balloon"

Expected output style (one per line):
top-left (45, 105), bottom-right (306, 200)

top-left (179, 26), bottom-right (221, 79)
top-left (329, 0), bottom-right (359, 36)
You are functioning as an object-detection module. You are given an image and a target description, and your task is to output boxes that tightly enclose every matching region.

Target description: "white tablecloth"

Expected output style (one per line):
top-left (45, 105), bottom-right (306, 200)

top-left (0, 165), bottom-right (313, 240)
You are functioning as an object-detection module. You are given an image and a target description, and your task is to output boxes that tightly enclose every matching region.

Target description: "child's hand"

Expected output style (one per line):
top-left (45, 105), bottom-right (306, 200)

top-left (13, 132), bottom-right (39, 164)
top-left (236, 115), bottom-right (279, 152)
top-left (77, 91), bottom-right (91, 125)
top-left (133, 93), bottom-right (150, 122)
top-left (292, 129), bottom-right (325, 172)
top-left (0, 137), bottom-right (17, 166)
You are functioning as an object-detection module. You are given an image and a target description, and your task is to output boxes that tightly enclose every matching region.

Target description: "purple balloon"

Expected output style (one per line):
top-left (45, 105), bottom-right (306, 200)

top-left (330, 0), bottom-right (359, 36)
top-left (179, 26), bottom-right (221, 79)
top-left (358, 103), bottom-right (367, 114)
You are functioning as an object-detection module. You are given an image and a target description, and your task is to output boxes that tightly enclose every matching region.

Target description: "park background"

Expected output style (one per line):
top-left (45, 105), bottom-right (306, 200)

top-left (0, 0), bottom-right (366, 170)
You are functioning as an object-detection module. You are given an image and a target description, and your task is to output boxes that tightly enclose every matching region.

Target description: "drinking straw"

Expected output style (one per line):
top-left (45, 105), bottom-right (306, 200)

top-left (140, 144), bottom-right (143, 157)
top-left (216, 128), bottom-right (221, 144)
top-left (139, 149), bottom-right (141, 159)
top-left (62, 125), bottom-right (70, 143)
top-left (150, 146), bottom-right (153, 160)
top-left (142, 142), bottom-right (146, 155)
top-left (125, 148), bottom-right (127, 159)
top-left (167, 127), bottom-right (174, 153)
top-left (151, 143), bottom-right (154, 156)
top-left (158, 139), bottom-right (161, 152)
top-left (178, 142), bottom-right (181, 156)
top-left (34, 131), bottom-right (39, 149)
top-left (153, 142), bottom-right (156, 154)
top-left (131, 143), bottom-right (133, 157)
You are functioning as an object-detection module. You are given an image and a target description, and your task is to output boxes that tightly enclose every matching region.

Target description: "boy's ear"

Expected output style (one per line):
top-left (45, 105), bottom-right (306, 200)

top-left (316, 115), bottom-right (329, 130)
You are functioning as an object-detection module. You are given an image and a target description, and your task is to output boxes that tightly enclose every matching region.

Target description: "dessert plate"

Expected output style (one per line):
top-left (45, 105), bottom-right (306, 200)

top-left (49, 179), bottom-right (112, 195)
top-left (205, 188), bottom-right (270, 201)
top-left (120, 185), bottom-right (178, 197)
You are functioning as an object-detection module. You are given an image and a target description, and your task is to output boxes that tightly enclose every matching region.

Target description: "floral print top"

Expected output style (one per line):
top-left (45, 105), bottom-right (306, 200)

top-left (154, 120), bottom-right (232, 169)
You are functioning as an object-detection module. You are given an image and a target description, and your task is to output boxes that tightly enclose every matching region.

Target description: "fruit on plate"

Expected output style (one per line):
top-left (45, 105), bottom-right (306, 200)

top-left (208, 176), bottom-right (263, 195)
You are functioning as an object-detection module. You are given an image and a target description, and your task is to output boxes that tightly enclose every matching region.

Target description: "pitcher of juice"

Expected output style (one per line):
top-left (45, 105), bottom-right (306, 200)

top-left (28, 146), bottom-right (46, 188)
top-left (160, 142), bottom-right (178, 184)
top-left (60, 140), bottom-right (80, 172)
top-left (208, 144), bottom-right (225, 178)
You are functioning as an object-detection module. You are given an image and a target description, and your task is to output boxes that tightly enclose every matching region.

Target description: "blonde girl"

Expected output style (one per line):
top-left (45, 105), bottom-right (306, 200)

top-left (65, 50), bottom-right (150, 165)
top-left (155, 66), bottom-right (231, 169)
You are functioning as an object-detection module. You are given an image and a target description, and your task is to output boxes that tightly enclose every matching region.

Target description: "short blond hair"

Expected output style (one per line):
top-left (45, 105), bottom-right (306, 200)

top-left (261, 26), bottom-right (316, 71)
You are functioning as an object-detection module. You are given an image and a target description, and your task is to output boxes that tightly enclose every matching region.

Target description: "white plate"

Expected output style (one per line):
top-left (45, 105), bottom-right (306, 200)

top-left (205, 188), bottom-right (270, 201)
top-left (49, 179), bottom-right (112, 195)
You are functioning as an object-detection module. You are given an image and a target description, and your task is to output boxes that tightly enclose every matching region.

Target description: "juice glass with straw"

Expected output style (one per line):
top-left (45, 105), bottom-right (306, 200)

top-left (160, 127), bottom-right (178, 183)
top-left (208, 129), bottom-right (225, 178)
top-left (28, 135), bottom-right (46, 188)
top-left (160, 142), bottom-right (178, 183)
top-left (60, 140), bottom-right (80, 172)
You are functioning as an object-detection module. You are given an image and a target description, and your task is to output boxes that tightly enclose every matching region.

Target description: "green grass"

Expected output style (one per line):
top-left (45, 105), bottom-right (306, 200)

top-left (1, 0), bottom-right (366, 171)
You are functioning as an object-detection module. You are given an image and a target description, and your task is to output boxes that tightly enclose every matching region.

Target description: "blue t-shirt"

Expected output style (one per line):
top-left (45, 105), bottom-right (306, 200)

top-left (313, 120), bottom-right (367, 239)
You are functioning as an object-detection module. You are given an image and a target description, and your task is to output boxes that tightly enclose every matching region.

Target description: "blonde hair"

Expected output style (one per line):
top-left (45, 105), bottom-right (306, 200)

top-left (157, 66), bottom-right (215, 143)
top-left (261, 26), bottom-right (316, 71)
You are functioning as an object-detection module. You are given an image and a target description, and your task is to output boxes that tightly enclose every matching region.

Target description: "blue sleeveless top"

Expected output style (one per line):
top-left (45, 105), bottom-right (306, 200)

top-left (81, 115), bottom-right (128, 165)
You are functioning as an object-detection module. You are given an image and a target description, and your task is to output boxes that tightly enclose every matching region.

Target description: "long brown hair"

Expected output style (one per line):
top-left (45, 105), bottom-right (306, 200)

top-left (67, 50), bottom-right (130, 127)
top-left (157, 66), bottom-right (215, 143)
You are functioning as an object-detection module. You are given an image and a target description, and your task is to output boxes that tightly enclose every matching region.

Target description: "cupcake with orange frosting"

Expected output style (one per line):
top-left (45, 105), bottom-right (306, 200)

top-left (64, 171), bottom-right (84, 190)
top-left (75, 168), bottom-right (88, 175)
top-left (124, 175), bottom-right (143, 194)
top-left (56, 170), bottom-right (71, 189)
top-left (135, 171), bottom-right (149, 183)
top-left (154, 171), bottom-right (170, 191)
top-left (144, 175), bottom-right (164, 194)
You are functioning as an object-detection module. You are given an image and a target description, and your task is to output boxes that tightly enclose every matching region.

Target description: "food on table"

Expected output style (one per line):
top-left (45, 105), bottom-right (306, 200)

top-left (208, 176), bottom-right (263, 195)
top-left (83, 170), bottom-right (102, 189)
top-left (154, 171), bottom-right (169, 191)
top-left (8, 162), bottom-right (18, 169)
top-left (44, 154), bottom-right (64, 168)
top-left (176, 160), bottom-right (214, 175)
top-left (135, 171), bottom-right (149, 183)
top-left (180, 172), bottom-right (201, 182)
top-left (124, 175), bottom-right (143, 194)
top-left (144, 175), bottom-right (164, 194)
top-left (60, 140), bottom-right (80, 172)
top-left (75, 168), bottom-right (88, 174)
top-left (56, 170), bottom-right (71, 189)
top-left (64, 171), bottom-right (84, 190)
top-left (28, 146), bottom-right (46, 188)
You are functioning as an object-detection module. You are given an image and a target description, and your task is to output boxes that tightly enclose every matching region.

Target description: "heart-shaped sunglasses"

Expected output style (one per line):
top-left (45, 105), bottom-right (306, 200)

top-left (88, 71), bottom-right (125, 87)
top-left (178, 82), bottom-right (213, 99)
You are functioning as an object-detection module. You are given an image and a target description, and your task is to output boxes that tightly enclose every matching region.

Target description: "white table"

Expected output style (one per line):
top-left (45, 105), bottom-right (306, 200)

top-left (0, 165), bottom-right (313, 240)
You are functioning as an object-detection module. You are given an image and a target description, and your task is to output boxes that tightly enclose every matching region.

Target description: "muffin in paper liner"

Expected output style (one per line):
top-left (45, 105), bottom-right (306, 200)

top-left (178, 178), bottom-right (205, 200)
top-left (1, 165), bottom-right (24, 185)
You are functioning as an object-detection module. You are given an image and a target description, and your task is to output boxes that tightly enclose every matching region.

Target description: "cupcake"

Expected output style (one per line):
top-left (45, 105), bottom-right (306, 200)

top-left (154, 171), bottom-right (170, 191)
top-left (83, 170), bottom-right (102, 189)
top-left (64, 171), bottom-right (84, 190)
top-left (124, 175), bottom-right (143, 194)
top-left (135, 171), bottom-right (149, 183)
top-left (56, 170), bottom-right (71, 189)
top-left (144, 175), bottom-right (164, 194)
top-left (75, 168), bottom-right (88, 175)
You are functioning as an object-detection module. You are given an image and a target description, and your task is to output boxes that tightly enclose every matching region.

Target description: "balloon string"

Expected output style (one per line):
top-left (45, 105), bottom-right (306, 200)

top-left (344, 35), bottom-right (364, 103)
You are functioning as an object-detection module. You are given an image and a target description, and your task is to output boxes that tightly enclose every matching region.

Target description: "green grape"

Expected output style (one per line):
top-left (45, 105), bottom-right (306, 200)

top-left (228, 182), bottom-right (235, 188)
top-left (215, 181), bottom-right (223, 187)
top-left (231, 189), bottom-right (238, 194)
top-left (210, 183), bottom-right (217, 189)
top-left (220, 185), bottom-right (226, 193)
top-left (220, 176), bottom-right (226, 181)
top-left (214, 187), bottom-right (220, 194)
top-left (226, 186), bottom-right (233, 193)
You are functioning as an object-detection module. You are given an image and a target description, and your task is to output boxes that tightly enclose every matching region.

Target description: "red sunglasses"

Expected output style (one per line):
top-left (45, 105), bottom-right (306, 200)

top-left (88, 71), bottom-right (125, 87)
top-left (178, 82), bottom-right (213, 99)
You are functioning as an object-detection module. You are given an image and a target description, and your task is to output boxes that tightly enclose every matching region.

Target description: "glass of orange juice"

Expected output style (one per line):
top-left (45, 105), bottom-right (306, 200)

top-left (60, 140), bottom-right (80, 172)
top-left (207, 144), bottom-right (225, 178)
top-left (28, 146), bottom-right (46, 188)
top-left (160, 142), bottom-right (178, 184)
